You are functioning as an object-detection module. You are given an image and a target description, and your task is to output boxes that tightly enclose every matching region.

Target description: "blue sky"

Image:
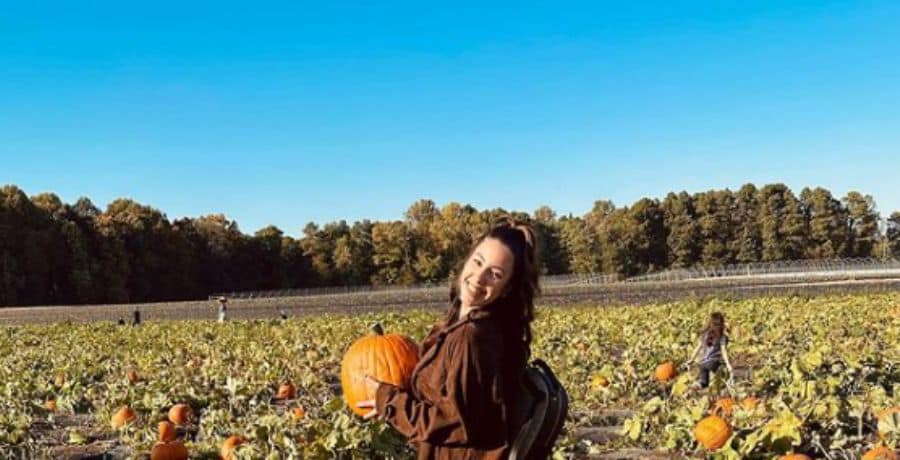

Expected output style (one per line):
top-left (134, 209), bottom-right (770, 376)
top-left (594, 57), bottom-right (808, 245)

top-left (2, 1), bottom-right (898, 235)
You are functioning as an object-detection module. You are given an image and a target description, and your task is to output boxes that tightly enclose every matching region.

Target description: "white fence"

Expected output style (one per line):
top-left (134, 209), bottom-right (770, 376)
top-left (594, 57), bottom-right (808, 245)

top-left (624, 257), bottom-right (900, 283)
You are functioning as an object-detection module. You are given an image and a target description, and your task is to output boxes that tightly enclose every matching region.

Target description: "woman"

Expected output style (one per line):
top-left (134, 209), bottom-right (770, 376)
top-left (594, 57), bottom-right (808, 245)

top-left (357, 217), bottom-right (540, 459)
top-left (684, 311), bottom-right (734, 389)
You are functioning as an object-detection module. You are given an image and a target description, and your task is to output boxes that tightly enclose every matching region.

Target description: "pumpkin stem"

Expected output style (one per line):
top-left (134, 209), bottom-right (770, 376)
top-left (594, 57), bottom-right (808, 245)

top-left (370, 322), bottom-right (385, 335)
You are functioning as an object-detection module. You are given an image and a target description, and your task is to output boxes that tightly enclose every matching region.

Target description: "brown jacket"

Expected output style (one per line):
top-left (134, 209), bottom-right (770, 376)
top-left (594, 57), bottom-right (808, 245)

top-left (375, 309), bottom-right (513, 460)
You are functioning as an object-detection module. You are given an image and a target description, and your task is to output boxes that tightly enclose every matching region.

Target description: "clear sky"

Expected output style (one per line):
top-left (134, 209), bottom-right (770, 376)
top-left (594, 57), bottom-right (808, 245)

top-left (2, 1), bottom-right (898, 236)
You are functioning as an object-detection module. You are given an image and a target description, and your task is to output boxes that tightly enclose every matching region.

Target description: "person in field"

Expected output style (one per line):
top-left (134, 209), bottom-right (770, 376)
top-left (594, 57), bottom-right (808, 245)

top-left (217, 296), bottom-right (228, 322)
top-left (684, 311), bottom-right (734, 389)
top-left (357, 217), bottom-right (540, 460)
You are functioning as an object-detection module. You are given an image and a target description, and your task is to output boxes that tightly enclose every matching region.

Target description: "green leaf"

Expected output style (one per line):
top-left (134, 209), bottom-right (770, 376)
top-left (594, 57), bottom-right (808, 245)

top-left (671, 374), bottom-right (690, 397)
top-left (763, 409), bottom-right (803, 446)
top-left (68, 429), bottom-right (87, 445)
top-left (642, 396), bottom-right (664, 414)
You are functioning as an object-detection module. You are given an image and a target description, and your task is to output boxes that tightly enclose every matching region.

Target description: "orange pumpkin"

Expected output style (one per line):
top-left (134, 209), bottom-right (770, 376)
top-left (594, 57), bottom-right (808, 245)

top-left (111, 406), bottom-right (137, 428)
top-left (220, 435), bottom-right (245, 460)
top-left (158, 421), bottom-right (177, 443)
top-left (151, 440), bottom-right (188, 460)
top-left (779, 455), bottom-right (812, 460)
top-left (654, 361), bottom-right (677, 382)
top-left (693, 415), bottom-right (732, 450)
top-left (711, 397), bottom-right (736, 417)
top-left (168, 403), bottom-right (191, 425)
top-left (44, 399), bottom-right (57, 412)
top-left (863, 446), bottom-right (897, 460)
top-left (276, 382), bottom-right (296, 400)
top-left (340, 323), bottom-right (419, 417)
top-left (741, 397), bottom-right (760, 412)
top-left (291, 406), bottom-right (306, 420)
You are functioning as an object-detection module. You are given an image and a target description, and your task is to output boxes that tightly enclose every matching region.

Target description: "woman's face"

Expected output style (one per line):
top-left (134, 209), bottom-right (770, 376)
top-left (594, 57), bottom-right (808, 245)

top-left (458, 237), bottom-right (515, 308)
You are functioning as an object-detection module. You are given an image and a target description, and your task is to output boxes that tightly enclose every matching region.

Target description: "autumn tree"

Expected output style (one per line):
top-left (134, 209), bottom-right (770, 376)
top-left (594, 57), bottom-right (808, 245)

top-left (799, 187), bottom-right (849, 259)
top-left (887, 212), bottom-right (900, 258)
top-left (843, 191), bottom-right (879, 258)
top-left (662, 192), bottom-right (700, 268)
top-left (758, 184), bottom-right (806, 261)
top-left (558, 215), bottom-right (601, 273)
top-left (370, 221), bottom-right (417, 285)
top-left (731, 184), bottom-right (761, 263)
top-left (533, 206), bottom-right (568, 275)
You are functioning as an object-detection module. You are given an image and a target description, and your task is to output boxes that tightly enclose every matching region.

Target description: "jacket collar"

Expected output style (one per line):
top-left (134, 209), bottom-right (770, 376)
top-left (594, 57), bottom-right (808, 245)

top-left (409, 306), bottom-right (494, 396)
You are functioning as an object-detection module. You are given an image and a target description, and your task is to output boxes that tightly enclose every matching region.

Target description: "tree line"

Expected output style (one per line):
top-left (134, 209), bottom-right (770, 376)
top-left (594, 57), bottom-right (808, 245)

top-left (1, 183), bottom-right (898, 306)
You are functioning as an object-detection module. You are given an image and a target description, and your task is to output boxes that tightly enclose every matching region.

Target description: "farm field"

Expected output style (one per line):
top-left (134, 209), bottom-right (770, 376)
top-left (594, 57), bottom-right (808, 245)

top-left (1, 272), bottom-right (899, 326)
top-left (0, 293), bottom-right (898, 459)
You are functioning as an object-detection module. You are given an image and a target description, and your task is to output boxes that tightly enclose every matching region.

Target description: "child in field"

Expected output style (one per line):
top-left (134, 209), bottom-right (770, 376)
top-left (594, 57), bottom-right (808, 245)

top-left (685, 312), bottom-right (734, 389)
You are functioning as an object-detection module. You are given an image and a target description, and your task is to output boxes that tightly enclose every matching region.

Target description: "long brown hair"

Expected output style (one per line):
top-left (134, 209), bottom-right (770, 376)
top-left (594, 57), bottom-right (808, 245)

top-left (443, 217), bottom-right (541, 396)
top-left (703, 312), bottom-right (726, 346)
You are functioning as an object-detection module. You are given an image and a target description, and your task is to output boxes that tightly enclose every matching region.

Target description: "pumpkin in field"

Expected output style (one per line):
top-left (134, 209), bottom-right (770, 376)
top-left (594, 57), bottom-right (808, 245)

top-left (863, 446), bottom-right (897, 460)
top-left (693, 415), bottom-right (732, 450)
top-left (168, 404), bottom-right (191, 425)
top-left (711, 397), bottom-right (736, 417)
top-left (779, 455), bottom-right (812, 460)
top-left (126, 369), bottom-right (140, 384)
top-left (110, 406), bottom-right (136, 428)
top-left (220, 435), bottom-right (245, 460)
top-left (151, 440), bottom-right (188, 460)
top-left (741, 396), bottom-right (760, 412)
top-left (44, 399), bottom-right (57, 412)
top-left (340, 323), bottom-right (419, 417)
top-left (158, 421), bottom-right (177, 443)
top-left (291, 406), bottom-right (306, 420)
top-left (654, 361), bottom-right (677, 382)
top-left (276, 382), bottom-right (296, 400)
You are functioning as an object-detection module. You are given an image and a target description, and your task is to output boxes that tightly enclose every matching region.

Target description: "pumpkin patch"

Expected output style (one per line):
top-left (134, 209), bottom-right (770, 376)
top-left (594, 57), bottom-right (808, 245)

top-left (1, 293), bottom-right (896, 458)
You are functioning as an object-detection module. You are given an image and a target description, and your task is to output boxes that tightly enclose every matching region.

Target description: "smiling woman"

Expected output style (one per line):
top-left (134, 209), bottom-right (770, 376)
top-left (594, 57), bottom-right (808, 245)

top-left (458, 236), bottom-right (516, 312)
top-left (356, 217), bottom-right (542, 459)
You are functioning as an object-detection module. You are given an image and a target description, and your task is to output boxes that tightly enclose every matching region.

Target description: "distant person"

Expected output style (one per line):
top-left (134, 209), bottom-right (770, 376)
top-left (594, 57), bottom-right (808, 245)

top-left (217, 296), bottom-right (228, 322)
top-left (132, 309), bottom-right (141, 326)
top-left (117, 317), bottom-right (125, 326)
top-left (684, 312), bottom-right (733, 389)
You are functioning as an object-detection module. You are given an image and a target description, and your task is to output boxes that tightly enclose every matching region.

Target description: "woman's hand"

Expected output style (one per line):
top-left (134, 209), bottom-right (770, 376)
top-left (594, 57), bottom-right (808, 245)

top-left (356, 375), bottom-right (383, 420)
